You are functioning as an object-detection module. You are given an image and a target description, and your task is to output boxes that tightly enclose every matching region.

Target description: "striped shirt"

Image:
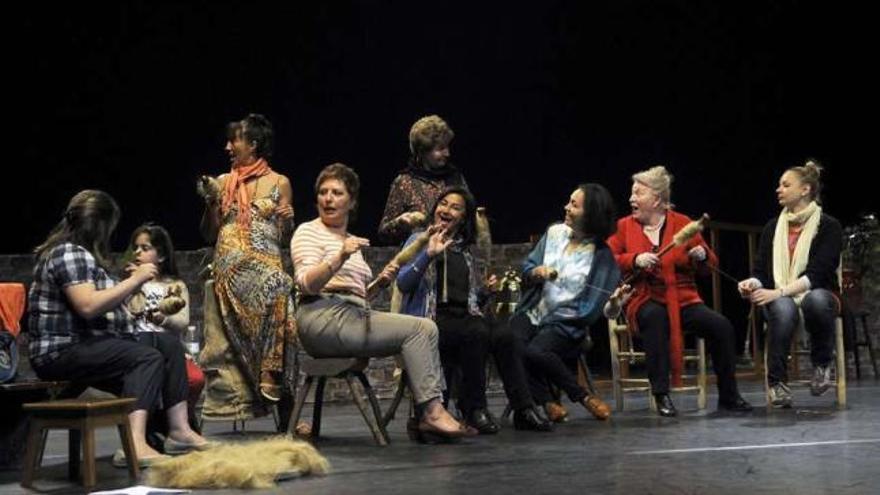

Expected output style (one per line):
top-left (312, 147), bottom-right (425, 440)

top-left (291, 219), bottom-right (373, 298)
top-left (27, 243), bottom-right (131, 367)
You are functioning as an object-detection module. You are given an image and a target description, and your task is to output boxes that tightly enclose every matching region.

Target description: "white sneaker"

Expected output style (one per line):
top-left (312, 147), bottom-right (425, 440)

top-left (769, 382), bottom-right (793, 408)
top-left (810, 365), bottom-right (833, 396)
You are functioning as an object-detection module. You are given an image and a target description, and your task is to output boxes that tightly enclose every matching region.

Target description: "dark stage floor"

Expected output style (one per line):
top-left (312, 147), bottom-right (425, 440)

top-left (3, 379), bottom-right (879, 495)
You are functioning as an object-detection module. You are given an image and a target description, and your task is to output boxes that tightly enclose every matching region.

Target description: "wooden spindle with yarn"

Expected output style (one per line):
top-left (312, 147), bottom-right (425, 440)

top-left (197, 175), bottom-right (222, 203)
top-left (157, 283), bottom-right (187, 315)
top-left (365, 229), bottom-right (433, 295)
top-left (619, 213), bottom-right (711, 287)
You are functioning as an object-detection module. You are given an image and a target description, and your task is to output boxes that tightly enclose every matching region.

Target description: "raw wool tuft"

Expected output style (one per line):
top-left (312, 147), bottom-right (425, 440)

top-left (146, 436), bottom-right (330, 489)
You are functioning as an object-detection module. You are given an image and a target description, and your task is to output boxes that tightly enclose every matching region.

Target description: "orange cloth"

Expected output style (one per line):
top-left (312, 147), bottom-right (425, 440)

top-left (221, 158), bottom-right (272, 227)
top-left (0, 283), bottom-right (26, 336)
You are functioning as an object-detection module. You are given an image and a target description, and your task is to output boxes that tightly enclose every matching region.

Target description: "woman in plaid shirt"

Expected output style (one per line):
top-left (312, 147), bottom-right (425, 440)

top-left (28, 190), bottom-right (209, 465)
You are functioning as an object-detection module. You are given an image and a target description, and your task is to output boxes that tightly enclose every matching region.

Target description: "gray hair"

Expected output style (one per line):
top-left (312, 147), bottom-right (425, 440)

top-left (632, 165), bottom-right (673, 207)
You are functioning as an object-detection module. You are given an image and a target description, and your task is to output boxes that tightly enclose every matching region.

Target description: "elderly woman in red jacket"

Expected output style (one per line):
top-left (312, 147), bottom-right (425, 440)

top-left (606, 166), bottom-right (751, 417)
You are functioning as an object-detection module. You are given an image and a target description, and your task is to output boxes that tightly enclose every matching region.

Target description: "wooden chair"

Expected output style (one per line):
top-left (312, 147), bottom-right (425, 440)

top-left (608, 316), bottom-right (707, 412)
top-left (762, 265), bottom-right (847, 409)
top-left (289, 358), bottom-right (390, 446)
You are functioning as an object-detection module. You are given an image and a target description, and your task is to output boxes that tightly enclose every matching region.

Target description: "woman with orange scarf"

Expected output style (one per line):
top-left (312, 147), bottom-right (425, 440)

top-left (607, 166), bottom-right (751, 417)
top-left (200, 114), bottom-right (297, 407)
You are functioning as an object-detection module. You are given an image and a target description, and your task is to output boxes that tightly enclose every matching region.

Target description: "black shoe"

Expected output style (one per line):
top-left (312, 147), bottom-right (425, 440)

top-left (654, 393), bottom-right (677, 417)
top-left (465, 408), bottom-right (501, 435)
top-left (718, 395), bottom-right (753, 413)
top-left (513, 406), bottom-right (554, 432)
top-left (406, 418), bottom-right (464, 444)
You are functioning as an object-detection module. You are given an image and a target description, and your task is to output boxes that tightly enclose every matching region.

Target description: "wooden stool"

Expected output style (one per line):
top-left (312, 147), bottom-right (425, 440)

top-left (20, 397), bottom-right (139, 489)
top-left (289, 358), bottom-right (390, 446)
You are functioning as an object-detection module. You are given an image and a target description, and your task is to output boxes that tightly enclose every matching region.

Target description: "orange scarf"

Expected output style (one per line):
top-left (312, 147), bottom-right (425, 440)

top-left (221, 158), bottom-right (272, 227)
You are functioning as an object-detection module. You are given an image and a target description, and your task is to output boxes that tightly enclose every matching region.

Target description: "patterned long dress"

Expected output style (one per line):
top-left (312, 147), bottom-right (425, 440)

top-left (212, 184), bottom-right (298, 407)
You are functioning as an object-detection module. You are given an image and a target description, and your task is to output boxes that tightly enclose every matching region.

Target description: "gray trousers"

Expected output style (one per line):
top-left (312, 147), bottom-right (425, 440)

top-left (296, 294), bottom-right (445, 404)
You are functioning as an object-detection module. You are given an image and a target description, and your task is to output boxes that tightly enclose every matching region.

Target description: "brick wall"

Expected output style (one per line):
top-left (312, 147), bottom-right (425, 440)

top-left (1, 244), bottom-right (534, 401)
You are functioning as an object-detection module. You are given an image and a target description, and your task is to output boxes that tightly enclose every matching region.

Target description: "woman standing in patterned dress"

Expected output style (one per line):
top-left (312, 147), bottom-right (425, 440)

top-left (200, 114), bottom-right (297, 406)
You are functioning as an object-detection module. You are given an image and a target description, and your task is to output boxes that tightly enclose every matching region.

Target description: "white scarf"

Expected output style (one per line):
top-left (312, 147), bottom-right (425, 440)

top-left (772, 201), bottom-right (821, 305)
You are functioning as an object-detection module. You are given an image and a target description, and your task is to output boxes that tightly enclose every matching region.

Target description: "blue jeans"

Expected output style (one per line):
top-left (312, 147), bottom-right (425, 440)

top-left (764, 288), bottom-right (837, 386)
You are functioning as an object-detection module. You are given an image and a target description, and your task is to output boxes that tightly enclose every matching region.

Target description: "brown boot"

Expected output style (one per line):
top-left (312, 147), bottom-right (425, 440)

top-left (582, 395), bottom-right (611, 420)
top-left (544, 401), bottom-right (569, 423)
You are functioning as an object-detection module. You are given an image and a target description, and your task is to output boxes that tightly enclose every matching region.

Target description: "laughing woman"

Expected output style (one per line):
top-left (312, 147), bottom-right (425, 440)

top-left (396, 187), bottom-right (553, 433)
top-left (511, 183), bottom-right (619, 422)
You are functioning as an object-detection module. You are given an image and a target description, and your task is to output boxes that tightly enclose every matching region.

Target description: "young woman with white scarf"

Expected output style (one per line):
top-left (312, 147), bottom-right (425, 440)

top-left (738, 160), bottom-right (842, 408)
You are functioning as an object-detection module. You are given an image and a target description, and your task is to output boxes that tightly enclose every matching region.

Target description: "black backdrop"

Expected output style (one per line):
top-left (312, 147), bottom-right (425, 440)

top-left (11, 2), bottom-right (873, 254)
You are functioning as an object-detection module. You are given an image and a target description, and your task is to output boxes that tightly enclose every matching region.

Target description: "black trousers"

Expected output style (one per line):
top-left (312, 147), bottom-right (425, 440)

top-left (435, 308), bottom-right (536, 413)
top-left (135, 332), bottom-right (189, 408)
top-left (136, 331), bottom-right (198, 440)
top-left (509, 313), bottom-right (587, 405)
top-left (34, 335), bottom-right (163, 411)
top-left (635, 301), bottom-right (739, 401)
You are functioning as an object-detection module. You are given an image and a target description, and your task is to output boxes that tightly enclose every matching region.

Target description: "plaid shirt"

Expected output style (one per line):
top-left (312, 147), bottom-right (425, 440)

top-left (28, 243), bottom-right (131, 368)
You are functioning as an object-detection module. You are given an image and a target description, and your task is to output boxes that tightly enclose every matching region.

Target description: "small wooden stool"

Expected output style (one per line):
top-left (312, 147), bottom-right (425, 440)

top-left (289, 358), bottom-right (390, 446)
top-left (20, 397), bottom-right (139, 488)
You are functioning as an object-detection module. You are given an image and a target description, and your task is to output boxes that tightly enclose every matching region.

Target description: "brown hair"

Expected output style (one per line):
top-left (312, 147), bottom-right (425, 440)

top-left (314, 162), bottom-right (361, 220)
top-left (408, 115), bottom-right (454, 158)
top-left (35, 190), bottom-right (121, 269)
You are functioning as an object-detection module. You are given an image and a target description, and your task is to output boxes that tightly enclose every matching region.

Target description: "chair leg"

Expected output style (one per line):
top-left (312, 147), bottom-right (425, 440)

top-left (853, 328), bottom-right (863, 381)
top-left (577, 354), bottom-right (600, 398)
top-left (81, 425), bottom-right (97, 488)
top-left (608, 323), bottom-right (624, 411)
top-left (277, 387), bottom-right (296, 433)
top-left (117, 420), bottom-right (140, 481)
top-left (344, 374), bottom-right (386, 446)
top-left (355, 372), bottom-right (391, 445)
top-left (382, 371), bottom-right (408, 428)
top-left (289, 376), bottom-right (314, 436)
top-left (860, 314), bottom-right (879, 377)
top-left (68, 429), bottom-right (81, 481)
top-left (271, 404), bottom-right (280, 432)
top-left (19, 420), bottom-right (44, 488)
top-left (697, 338), bottom-right (707, 410)
top-left (312, 377), bottom-right (326, 438)
top-left (835, 319), bottom-right (847, 409)
top-left (764, 325), bottom-right (773, 410)
top-left (36, 429), bottom-right (48, 467)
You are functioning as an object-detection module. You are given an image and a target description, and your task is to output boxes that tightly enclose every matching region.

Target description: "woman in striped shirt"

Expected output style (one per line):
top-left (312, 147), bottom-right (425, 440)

top-left (291, 163), bottom-right (468, 443)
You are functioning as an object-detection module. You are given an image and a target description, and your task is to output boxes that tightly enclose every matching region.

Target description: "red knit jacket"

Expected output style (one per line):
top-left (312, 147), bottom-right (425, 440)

top-left (606, 211), bottom-right (717, 386)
